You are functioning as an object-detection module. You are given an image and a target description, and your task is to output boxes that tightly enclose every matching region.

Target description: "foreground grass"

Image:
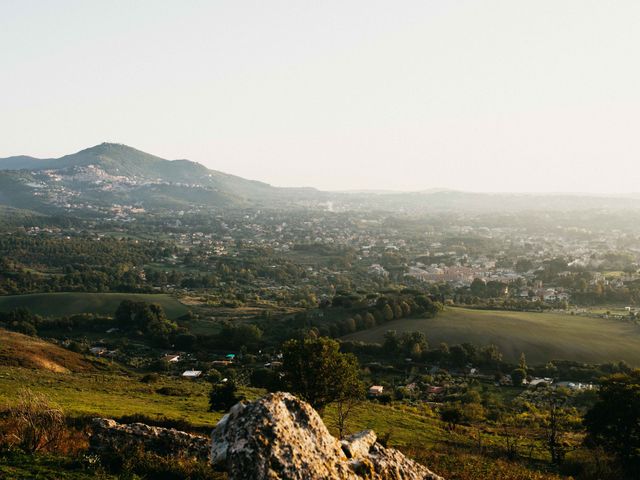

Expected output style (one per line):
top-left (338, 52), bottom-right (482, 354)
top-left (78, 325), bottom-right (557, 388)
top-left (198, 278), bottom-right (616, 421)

top-left (0, 366), bottom-right (565, 479)
top-left (0, 292), bottom-right (188, 319)
top-left (0, 451), bottom-right (116, 480)
top-left (416, 449), bottom-right (564, 480)
top-left (343, 306), bottom-right (640, 364)
top-left (0, 366), bottom-right (444, 445)
top-left (324, 401), bottom-right (446, 448)
top-left (0, 366), bottom-right (222, 427)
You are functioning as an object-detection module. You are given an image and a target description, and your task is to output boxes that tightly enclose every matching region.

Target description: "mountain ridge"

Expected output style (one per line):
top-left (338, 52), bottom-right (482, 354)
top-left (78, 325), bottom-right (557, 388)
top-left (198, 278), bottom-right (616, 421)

top-left (3, 143), bottom-right (640, 214)
top-left (0, 143), bottom-right (257, 185)
top-left (0, 143), bottom-right (320, 211)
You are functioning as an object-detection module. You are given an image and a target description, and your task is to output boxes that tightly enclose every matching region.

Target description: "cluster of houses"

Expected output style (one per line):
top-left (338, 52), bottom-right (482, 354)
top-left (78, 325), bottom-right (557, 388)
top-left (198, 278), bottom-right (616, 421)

top-left (89, 345), bottom-right (118, 358)
top-left (157, 352), bottom-right (240, 379)
top-left (501, 374), bottom-right (596, 391)
top-left (159, 353), bottom-right (204, 378)
top-left (406, 265), bottom-right (479, 284)
top-left (405, 263), bottom-right (573, 303)
top-left (517, 288), bottom-right (570, 303)
top-left (85, 344), bottom-right (242, 381)
top-left (367, 366), bottom-right (597, 407)
top-left (367, 383), bottom-right (446, 400)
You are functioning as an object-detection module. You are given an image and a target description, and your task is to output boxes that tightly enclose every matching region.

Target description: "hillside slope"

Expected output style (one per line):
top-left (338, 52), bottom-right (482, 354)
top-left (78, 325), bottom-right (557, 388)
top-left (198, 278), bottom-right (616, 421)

top-left (2, 144), bottom-right (215, 180)
top-left (0, 328), bottom-right (100, 373)
top-left (0, 143), bottom-right (320, 211)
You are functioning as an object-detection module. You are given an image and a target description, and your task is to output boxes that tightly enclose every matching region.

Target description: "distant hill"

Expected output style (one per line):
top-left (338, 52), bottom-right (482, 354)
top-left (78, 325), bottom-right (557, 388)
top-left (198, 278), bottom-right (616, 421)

top-left (2, 143), bottom-right (640, 214)
top-left (0, 155), bottom-right (56, 170)
top-left (0, 143), bottom-right (320, 212)
top-left (0, 328), bottom-right (102, 373)
top-left (1, 143), bottom-right (234, 183)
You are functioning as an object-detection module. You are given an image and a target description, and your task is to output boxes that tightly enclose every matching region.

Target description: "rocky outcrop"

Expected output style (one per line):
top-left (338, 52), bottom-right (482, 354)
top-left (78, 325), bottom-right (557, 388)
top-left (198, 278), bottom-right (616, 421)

top-left (90, 393), bottom-right (444, 479)
top-left (90, 418), bottom-right (210, 461)
top-left (211, 392), bottom-right (444, 480)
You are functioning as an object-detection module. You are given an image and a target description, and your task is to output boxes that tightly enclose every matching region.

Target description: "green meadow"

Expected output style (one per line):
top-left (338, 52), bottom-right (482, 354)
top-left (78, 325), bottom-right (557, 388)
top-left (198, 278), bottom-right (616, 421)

top-left (0, 365), bottom-right (495, 454)
top-left (0, 365), bottom-right (443, 446)
top-left (343, 307), bottom-right (640, 365)
top-left (0, 367), bottom-right (220, 427)
top-left (0, 292), bottom-right (188, 319)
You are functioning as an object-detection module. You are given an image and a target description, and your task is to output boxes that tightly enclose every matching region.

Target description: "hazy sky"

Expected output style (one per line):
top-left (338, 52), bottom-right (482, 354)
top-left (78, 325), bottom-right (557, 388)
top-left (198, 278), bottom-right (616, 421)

top-left (2, 1), bottom-right (640, 193)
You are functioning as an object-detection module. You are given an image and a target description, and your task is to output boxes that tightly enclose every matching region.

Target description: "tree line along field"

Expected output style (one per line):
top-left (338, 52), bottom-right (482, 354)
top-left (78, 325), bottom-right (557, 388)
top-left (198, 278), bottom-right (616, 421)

top-left (343, 307), bottom-right (640, 365)
top-left (0, 292), bottom-right (188, 319)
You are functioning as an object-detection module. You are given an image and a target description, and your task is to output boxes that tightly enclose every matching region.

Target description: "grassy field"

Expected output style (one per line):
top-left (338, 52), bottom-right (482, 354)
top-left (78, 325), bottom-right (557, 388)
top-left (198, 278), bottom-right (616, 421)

top-left (0, 365), bottom-right (474, 454)
top-left (0, 365), bottom-right (446, 447)
top-left (0, 292), bottom-right (189, 319)
top-left (0, 366), bottom-right (221, 427)
top-left (0, 364), bottom-right (565, 479)
top-left (343, 307), bottom-right (640, 365)
top-left (0, 452), bottom-right (118, 480)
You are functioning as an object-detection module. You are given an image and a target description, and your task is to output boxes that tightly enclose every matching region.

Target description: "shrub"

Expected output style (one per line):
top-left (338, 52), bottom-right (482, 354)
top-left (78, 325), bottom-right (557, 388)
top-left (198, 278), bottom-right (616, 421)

top-left (440, 404), bottom-right (463, 430)
top-left (205, 368), bottom-right (222, 383)
top-left (141, 373), bottom-right (160, 383)
top-left (209, 381), bottom-right (243, 412)
top-left (0, 389), bottom-right (66, 453)
top-left (99, 444), bottom-right (223, 479)
top-left (460, 402), bottom-right (485, 423)
top-left (66, 340), bottom-right (85, 353)
top-left (250, 368), bottom-right (281, 391)
top-left (150, 358), bottom-right (170, 373)
top-left (156, 386), bottom-right (188, 397)
top-left (560, 447), bottom-right (622, 479)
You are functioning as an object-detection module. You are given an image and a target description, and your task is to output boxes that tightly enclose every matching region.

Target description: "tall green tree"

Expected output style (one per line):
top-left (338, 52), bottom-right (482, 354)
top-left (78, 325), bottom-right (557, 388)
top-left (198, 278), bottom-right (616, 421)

top-left (519, 352), bottom-right (528, 373)
top-left (382, 304), bottom-right (394, 321)
top-left (584, 370), bottom-right (640, 475)
top-left (282, 337), bottom-right (362, 413)
top-left (383, 330), bottom-right (400, 354)
top-left (470, 278), bottom-right (487, 297)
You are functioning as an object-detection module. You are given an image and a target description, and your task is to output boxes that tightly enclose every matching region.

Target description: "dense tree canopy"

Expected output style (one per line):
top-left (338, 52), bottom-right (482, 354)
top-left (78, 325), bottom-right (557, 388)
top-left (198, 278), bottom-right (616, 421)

top-left (114, 300), bottom-right (178, 344)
